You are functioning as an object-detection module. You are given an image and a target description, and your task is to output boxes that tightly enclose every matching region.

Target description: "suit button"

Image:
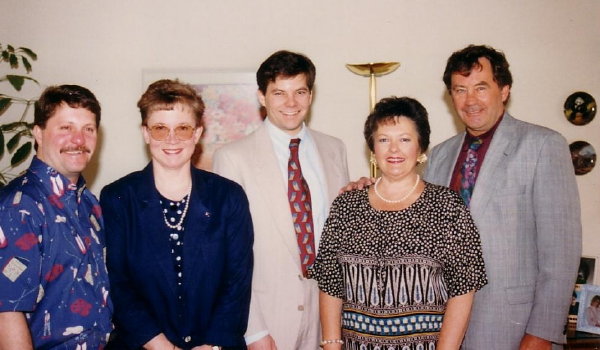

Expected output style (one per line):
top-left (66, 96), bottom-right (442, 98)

top-left (298, 274), bottom-right (303, 281)
top-left (298, 305), bottom-right (304, 311)
top-left (184, 336), bottom-right (191, 343)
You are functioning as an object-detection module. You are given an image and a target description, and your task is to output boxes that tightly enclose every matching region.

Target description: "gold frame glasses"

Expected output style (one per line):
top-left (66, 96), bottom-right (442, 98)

top-left (147, 123), bottom-right (196, 141)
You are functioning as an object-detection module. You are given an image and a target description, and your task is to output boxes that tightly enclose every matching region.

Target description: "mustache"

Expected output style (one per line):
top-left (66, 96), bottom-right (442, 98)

top-left (60, 146), bottom-right (92, 154)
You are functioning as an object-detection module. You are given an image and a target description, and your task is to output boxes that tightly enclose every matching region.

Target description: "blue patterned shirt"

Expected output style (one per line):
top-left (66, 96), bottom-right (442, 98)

top-left (0, 157), bottom-right (112, 349)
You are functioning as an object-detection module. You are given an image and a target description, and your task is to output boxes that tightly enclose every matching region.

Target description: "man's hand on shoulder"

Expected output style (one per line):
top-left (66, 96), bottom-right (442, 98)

top-left (519, 333), bottom-right (551, 350)
top-left (248, 335), bottom-right (278, 350)
top-left (339, 177), bottom-right (375, 194)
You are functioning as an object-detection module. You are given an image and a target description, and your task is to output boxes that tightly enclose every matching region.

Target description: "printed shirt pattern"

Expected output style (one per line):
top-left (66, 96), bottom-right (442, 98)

top-left (0, 157), bottom-right (112, 350)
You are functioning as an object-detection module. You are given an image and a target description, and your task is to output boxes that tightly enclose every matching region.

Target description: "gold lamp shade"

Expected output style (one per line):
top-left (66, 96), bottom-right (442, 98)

top-left (346, 61), bottom-right (400, 177)
top-left (346, 62), bottom-right (400, 110)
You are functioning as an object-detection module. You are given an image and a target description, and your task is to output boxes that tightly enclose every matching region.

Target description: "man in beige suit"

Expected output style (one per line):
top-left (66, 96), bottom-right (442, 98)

top-left (213, 50), bottom-right (349, 349)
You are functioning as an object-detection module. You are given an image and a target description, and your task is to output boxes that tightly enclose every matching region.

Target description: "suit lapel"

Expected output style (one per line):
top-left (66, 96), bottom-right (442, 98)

top-left (250, 126), bottom-right (301, 270)
top-left (136, 164), bottom-right (178, 296)
top-left (433, 134), bottom-right (465, 187)
top-left (312, 130), bottom-right (344, 203)
top-left (182, 169), bottom-right (211, 283)
top-left (470, 114), bottom-right (517, 219)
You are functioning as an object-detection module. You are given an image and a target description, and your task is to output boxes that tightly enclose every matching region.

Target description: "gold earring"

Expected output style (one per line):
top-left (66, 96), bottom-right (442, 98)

top-left (417, 153), bottom-right (428, 164)
top-left (370, 153), bottom-right (377, 167)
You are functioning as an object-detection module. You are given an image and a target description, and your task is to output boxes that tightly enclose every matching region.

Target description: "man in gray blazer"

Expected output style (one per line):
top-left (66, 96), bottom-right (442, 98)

top-left (424, 45), bottom-right (581, 349)
top-left (213, 50), bottom-right (349, 349)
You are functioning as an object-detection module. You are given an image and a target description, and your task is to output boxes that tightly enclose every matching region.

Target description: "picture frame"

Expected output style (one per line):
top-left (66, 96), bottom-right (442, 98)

top-left (579, 256), bottom-right (598, 285)
top-left (142, 70), bottom-right (264, 170)
top-left (569, 257), bottom-right (599, 325)
top-left (576, 284), bottom-right (600, 334)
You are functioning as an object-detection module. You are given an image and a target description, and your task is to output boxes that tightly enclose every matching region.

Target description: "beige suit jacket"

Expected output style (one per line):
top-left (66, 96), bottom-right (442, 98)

top-left (212, 124), bottom-right (349, 349)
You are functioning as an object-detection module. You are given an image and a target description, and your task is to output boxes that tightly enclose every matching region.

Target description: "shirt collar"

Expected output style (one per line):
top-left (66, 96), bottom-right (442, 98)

top-left (28, 156), bottom-right (87, 196)
top-left (465, 113), bottom-right (504, 145)
top-left (264, 117), bottom-right (307, 145)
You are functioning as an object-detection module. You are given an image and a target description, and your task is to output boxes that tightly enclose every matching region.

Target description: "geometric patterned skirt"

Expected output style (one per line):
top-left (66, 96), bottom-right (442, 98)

top-left (340, 255), bottom-right (448, 350)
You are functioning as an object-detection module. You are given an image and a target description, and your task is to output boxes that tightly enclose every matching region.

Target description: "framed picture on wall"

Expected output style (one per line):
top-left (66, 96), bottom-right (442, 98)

top-left (577, 284), bottom-right (600, 334)
top-left (143, 70), bottom-right (264, 170)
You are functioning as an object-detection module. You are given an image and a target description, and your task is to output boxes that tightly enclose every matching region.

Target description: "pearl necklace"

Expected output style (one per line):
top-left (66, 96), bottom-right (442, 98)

top-left (373, 175), bottom-right (420, 204)
top-left (162, 185), bottom-right (192, 231)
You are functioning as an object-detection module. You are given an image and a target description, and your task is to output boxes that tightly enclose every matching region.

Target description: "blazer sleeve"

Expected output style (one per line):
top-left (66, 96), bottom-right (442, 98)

top-left (525, 132), bottom-right (582, 342)
top-left (99, 186), bottom-right (162, 349)
top-left (203, 183), bottom-right (254, 345)
top-left (212, 148), bottom-right (269, 340)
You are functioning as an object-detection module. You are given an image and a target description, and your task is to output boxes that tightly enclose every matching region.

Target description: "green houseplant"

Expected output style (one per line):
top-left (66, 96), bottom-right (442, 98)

top-left (0, 43), bottom-right (38, 187)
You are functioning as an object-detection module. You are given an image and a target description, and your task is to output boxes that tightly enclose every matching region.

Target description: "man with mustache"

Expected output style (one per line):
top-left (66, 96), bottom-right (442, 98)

top-left (0, 85), bottom-right (112, 349)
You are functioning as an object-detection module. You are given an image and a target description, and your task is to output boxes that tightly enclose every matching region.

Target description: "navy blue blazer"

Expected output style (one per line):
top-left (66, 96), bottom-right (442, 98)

top-left (100, 163), bottom-right (253, 349)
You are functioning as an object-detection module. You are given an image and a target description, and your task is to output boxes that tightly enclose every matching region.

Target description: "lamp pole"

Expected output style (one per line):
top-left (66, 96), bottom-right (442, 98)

top-left (346, 62), bottom-right (400, 178)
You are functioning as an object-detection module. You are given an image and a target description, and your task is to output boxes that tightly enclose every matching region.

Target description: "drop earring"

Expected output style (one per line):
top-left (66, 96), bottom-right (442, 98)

top-left (370, 153), bottom-right (377, 167)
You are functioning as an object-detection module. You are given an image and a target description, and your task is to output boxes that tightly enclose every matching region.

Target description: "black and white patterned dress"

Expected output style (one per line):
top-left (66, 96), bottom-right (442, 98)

top-left (311, 182), bottom-right (487, 350)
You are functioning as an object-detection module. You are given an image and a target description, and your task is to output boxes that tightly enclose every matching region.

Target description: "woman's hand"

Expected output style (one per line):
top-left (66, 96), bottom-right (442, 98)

top-left (143, 333), bottom-right (178, 350)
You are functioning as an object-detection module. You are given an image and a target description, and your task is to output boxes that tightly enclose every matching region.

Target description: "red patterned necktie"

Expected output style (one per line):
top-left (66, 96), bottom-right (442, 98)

top-left (287, 138), bottom-right (315, 277)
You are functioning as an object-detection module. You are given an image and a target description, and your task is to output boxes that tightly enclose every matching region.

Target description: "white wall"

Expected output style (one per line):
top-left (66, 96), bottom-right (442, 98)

top-left (2, 0), bottom-right (599, 256)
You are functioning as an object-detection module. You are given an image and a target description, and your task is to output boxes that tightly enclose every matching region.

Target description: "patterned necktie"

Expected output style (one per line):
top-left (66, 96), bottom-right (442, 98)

top-left (287, 138), bottom-right (315, 277)
top-left (459, 137), bottom-right (483, 207)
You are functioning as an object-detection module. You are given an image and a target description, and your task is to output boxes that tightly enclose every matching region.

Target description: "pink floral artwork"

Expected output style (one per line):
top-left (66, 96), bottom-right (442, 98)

top-left (192, 82), bottom-right (263, 170)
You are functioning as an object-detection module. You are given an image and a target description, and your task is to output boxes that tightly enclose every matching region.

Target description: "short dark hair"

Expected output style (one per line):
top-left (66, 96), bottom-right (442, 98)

top-left (364, 96), bottom-right (431, 153)
top-left (137, 79), bottom-right (205, 125)
top-left (443, 45), bottom-right (513, 91)
top-left (256, 50), bottom-right (316, 94)
top-left (34, 85), bottom-right (101, 128)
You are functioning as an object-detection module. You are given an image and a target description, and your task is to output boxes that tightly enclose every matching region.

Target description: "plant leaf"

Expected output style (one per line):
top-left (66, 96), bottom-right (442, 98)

top-left (21, 56), bottom-right (32, 73)
top-left (8, 53), bottom-right (18, 68)
top-left (0, 97), bottom-right (12, 115)
top-left (7, 45), bottom-right (15, 53)
top-left (18, 47), bottom-right (37, 61)
top-left (7, 132), bottom-right (21, 152)
top-left (1, 50), bottom-right (8, 61)
top-left (0, 130), bottom-right (4, 159)
top-left (1, 121), bottom-right (30, 132)
top-left (11, 142), bottom-right (32, 167)
top-left (6, 75), bottom-right (38, 91)
top-left (6, 75), bottom-right (25, 91)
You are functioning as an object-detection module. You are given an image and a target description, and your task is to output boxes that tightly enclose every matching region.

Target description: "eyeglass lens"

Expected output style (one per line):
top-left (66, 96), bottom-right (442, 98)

top-left (148, 124), bottom-right (195, 141)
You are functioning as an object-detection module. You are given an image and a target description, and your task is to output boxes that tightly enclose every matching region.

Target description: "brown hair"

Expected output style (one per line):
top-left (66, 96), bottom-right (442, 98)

top-left (364, 96), bottom-right (430, 153)
top-left (443, 45), bottom-right (513, 91)
top-left (34, 85), bottom-right (101, 128)
top-left (256, 50), bottom-right (316, 94)
top-left (137, 79), bottom-right (205, 125)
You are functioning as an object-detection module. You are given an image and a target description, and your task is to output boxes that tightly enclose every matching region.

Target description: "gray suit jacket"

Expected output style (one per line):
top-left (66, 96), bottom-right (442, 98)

top-left (212, 123), bottom-right (349, 349)
top-left (424, 113), bottom-right (581, 349)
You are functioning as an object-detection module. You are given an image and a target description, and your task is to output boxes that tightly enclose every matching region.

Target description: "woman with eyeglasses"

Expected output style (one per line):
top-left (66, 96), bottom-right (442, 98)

top-left (100, 79), bottom-right (253, 350)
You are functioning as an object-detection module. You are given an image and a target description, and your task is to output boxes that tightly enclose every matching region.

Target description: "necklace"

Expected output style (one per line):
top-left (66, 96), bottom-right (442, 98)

top-left (162, 185), bottom-right (192, 231)
top-left (374, 175), bottom-right (420, 204)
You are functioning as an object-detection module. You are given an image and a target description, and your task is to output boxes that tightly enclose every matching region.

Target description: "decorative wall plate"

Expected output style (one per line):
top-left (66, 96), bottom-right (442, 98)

top-left (569, 141), bottom-right (596, 175)
top-left (564, 91), bottom-right (596, 126)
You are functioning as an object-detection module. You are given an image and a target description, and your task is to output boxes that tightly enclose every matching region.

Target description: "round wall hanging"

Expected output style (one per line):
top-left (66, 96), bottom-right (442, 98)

top-left (569, 141), bottom-right (596, 175)
top-left (564, 91), bottom-right (596, 126)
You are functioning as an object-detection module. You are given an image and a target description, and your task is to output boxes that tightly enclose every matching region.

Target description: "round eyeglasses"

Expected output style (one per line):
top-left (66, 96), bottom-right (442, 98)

top-left (147, 123), bottom-right (196, 141)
